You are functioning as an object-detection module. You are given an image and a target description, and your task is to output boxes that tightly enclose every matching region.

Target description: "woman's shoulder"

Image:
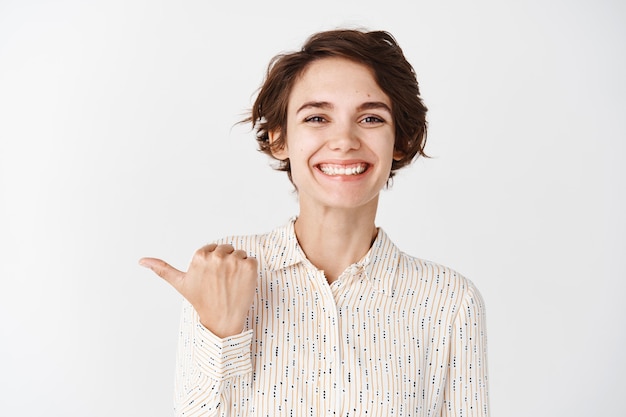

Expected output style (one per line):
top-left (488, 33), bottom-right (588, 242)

top-left (214, 232), bottom-right (267, 259)
top-left (397, 252), bottom-right (478, 294)
top-left (213, 221), bottom-right (294, 260)
top-left (384, 251), bottom-right (485, 321)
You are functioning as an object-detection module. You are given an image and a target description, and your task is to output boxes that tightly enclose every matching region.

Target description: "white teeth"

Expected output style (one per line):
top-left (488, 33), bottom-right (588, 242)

top-left (319, 164), bottom-right (367, 176)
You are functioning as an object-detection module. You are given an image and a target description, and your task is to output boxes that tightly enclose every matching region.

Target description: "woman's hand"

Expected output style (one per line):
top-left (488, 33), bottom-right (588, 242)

top-left (139, 244), bottom-right (258, 338)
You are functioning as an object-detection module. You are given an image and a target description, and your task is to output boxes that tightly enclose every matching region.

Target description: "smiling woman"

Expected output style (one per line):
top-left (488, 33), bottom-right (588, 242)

top-left (270, 58), bottom-right (398, 220)
top-left (250, 30), bottom-right (428, 184)
top-left (140, 29), bottom-right (489, 417)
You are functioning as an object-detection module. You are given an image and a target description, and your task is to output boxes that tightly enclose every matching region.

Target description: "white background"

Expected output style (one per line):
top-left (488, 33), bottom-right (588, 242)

top-left (1, 0), bottom-right (624, 416)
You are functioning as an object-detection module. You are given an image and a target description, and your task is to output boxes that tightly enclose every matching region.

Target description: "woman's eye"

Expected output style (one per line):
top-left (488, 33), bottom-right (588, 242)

top-left (361, 116), bottom-right (385, 124)
top-left (305, 116), bottom-right (326, 123)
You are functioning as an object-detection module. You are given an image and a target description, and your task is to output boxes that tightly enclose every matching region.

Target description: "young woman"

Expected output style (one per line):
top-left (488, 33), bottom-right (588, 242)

top-left (140, 29), bottom-right (489, 417)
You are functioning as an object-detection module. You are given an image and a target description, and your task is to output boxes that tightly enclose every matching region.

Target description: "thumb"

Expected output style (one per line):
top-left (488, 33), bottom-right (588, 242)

top-left (139, 257), bottom-right (185, 287)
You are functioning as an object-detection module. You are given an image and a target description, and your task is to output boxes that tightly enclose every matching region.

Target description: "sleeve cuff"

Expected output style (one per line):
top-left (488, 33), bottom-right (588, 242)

top-left (193, 324), bottom-right (254, 382)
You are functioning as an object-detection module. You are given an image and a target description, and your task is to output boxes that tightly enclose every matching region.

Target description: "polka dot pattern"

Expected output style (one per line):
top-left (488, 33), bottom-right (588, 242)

top-left (174, 220), bottom-right (489, 416)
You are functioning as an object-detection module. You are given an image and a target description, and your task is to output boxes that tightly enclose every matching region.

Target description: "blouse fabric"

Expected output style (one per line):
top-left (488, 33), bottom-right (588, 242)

top-left (174, 220), bottom-right (489, 416)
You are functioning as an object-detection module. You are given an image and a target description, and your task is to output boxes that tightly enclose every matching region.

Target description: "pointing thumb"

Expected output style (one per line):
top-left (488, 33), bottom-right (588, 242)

top-left (139, 257), bottom-right (184, 287)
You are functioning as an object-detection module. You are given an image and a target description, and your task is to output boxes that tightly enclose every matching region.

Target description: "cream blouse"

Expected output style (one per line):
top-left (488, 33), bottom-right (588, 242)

top-left (174, 220), bottom-right (489, 416)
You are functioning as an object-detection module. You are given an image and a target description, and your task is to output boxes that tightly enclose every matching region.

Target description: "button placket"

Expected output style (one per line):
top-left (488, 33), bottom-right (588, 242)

top-left (330, 262), bottom-right (368, 415)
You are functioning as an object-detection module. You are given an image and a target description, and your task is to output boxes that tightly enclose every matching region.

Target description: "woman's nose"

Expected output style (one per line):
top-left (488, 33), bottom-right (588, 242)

top-left (327, 122), bottom-right (360, 151)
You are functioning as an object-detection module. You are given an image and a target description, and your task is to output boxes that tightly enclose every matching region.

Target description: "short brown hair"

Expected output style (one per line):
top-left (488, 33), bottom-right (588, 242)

top-left (247, 29), bottom-right (428, 181)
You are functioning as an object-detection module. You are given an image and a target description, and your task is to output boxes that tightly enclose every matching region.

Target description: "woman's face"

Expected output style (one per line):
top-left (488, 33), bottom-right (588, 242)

top-left (271, 57), bottom-right (402, 213)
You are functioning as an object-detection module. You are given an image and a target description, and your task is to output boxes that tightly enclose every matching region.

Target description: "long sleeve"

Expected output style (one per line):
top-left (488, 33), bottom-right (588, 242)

top-left (442, 282), bottom-right (490, 417)
top-left (167, 223), bottom-right (490, 416)
top-left (174, 300), bottom-right (253, 417)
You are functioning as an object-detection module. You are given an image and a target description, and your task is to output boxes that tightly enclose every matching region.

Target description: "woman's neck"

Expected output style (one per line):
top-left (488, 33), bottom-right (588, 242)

top-left (294, 203), bottom-right (378, 283)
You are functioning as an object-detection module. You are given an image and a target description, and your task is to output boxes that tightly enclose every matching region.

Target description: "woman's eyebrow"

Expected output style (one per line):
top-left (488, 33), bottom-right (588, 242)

top-left (296, 101), bottom-right (333, 114)
top-left (296, 101), bottom-right (391, 114)
top-left (357, 101), bottom-right (392, 113)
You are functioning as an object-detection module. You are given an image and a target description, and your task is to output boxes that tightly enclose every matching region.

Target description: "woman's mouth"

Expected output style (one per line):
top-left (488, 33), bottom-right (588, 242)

top-left (317, 163), bottom-right (369, 176)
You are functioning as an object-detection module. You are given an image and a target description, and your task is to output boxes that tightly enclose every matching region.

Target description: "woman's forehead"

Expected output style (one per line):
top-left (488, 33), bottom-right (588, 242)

top-left (287, 57), bottom-right (391, 111)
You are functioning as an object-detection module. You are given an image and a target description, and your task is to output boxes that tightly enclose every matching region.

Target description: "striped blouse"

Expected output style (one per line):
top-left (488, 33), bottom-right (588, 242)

top-left (174, 220), bottom-right (489, 416)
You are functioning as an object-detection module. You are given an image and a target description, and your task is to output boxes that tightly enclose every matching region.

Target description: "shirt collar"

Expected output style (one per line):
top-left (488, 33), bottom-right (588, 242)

top-left (263, 219), bottom-right (400, 297)
top-left (361, 227), bottom-right (400, 297)
top-left (263, 218), bottom-right (305, 271)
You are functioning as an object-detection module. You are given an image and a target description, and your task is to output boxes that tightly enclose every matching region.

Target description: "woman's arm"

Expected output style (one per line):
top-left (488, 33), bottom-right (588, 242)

top-left (174, 301), bottom-right (253, 416)
top-left (140, 242), bottom-right (258, 415)
top-left (443, 282), bottom-right (490, 417)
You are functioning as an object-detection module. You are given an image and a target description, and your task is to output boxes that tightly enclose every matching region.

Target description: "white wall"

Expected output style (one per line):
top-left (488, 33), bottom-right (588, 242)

top-left (1, 0), bottom-right (624, 415)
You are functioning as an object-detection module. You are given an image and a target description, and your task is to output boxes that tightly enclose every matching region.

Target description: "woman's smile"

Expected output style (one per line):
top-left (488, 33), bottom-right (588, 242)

top-left (316, 162), bottom-right (369, 176)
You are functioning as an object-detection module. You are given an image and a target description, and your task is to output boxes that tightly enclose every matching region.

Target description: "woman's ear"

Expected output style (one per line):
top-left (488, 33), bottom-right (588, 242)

top-left (393, 148), bottom-right (406, 161)
top-left (269, 130), bottom-right (289, 160)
